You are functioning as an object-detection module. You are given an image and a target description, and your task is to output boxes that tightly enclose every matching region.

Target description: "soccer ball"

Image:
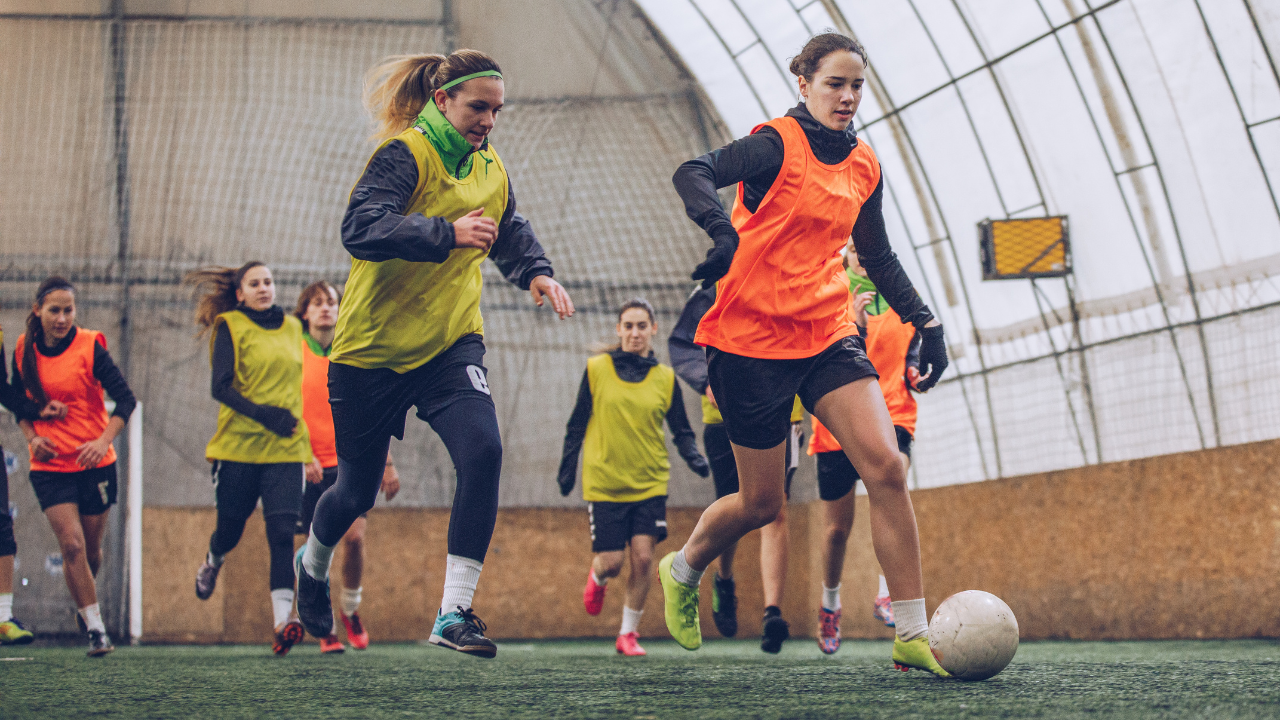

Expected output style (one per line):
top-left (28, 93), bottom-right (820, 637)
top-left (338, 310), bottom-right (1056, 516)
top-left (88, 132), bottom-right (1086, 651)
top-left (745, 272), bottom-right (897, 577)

top-left (928, 590), bottom-right (1019, 681)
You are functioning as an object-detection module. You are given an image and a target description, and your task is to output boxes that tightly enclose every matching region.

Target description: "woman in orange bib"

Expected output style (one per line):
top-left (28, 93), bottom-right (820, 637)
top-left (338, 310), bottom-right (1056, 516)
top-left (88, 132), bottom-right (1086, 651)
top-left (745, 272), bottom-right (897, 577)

top-left (660, 33), bottom-right (950, 675)
top-left (12, 277), bottom-right (136, 657)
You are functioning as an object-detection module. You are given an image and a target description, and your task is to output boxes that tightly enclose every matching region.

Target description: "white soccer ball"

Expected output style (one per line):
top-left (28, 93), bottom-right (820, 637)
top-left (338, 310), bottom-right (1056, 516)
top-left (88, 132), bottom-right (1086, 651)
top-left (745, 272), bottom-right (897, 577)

top-left (928, 590), bottom-right (1019, 681)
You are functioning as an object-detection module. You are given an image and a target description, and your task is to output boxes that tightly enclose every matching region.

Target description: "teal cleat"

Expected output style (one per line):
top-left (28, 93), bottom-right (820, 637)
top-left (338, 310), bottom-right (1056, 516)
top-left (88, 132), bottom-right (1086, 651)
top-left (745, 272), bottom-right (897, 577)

top-left (429, 606), bottom-right (497, 659)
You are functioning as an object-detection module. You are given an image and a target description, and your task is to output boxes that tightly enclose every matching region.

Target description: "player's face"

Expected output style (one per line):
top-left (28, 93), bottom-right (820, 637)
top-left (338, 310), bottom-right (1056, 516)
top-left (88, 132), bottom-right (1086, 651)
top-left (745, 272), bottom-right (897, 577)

top-left (35, 289), bottom-right (76, 343)
top-left (304, 287), bottom-right (339, 331)
top-left (846, 243), bottom-right (866, 275)
top-left (616, 307), bottom-right (656, 356)
top-left (799, 50), bottom-right (865, 132)
top-left (236, 265), bottom-right (275, 311)
top-left (436, 77), bottom-right (505, 148)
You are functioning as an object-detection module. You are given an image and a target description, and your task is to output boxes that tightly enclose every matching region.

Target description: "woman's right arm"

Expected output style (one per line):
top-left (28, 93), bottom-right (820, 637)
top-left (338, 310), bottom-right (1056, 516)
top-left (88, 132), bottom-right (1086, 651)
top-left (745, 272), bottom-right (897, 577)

top-left (341, 140), bottom-right (459, 263)
top-left (210, 323), bottom-right (296, 437)
top-left (557, 370), bottom-right (593, 497)
top-left (668, 286), bottom-right (715, 394)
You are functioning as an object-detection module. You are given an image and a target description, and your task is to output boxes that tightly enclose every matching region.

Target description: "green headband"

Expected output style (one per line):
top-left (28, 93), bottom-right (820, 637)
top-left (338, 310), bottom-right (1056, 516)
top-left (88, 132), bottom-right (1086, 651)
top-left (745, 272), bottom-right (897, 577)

top-left (439, 70), bottom-right (503, 92)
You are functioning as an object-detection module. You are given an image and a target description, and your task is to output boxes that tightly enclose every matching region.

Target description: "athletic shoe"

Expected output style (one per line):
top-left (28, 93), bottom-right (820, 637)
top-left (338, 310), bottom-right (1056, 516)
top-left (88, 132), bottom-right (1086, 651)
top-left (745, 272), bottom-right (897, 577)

top-left (273, 620), bottom-right (305, 656)
top-left (760, 606), bottom-right (790, 654)
top-left (429, 606), bottom-right (497, 659)
top-left (86, 629), bottom-right (114, 657)
top-left (195, 560), bottom-right (220, 600)
top-left (615, 632), bottom-right (646, 656)
top-left (293, 547), bottom-right (333, 638)
top-left (874, 595), bottom-right (895, 628)
top-left (319, 634), bottom-right (346, 654)
top-left (711, 574), bottom-right (738, 638)
top-left (583, 570), bottom-right (606, 616)
top-left (818, 607), bottom-right (841, 654)
top-left (341, 611), bottom-right (369, 650)
top-left (657, 552), bottom-right (701, 650)
top-left (892, 636), bottom-right (951, 677)
top-left (0, 619), bottom-right (34, 645)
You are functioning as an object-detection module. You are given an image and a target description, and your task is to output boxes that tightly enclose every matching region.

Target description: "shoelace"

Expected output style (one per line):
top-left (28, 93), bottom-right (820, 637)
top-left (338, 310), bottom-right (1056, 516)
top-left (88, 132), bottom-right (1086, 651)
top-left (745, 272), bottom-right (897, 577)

top-left (456, 606), bottom-right (488, 634)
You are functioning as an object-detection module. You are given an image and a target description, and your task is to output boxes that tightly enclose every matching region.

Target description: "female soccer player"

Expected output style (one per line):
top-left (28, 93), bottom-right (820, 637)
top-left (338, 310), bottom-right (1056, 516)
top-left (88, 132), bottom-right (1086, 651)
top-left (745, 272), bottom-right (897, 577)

top-left (662, 33), bottom-right (951, 676)
top-left (13, 277), bottom-right (136, 656)
top-left (295, 49), bottom-right (575, 658)
top-left (294, 280), bottom-right (401, 653)
top-left (559, 299), bottom-right (708, 656)
top-left (187, 262), bottom-right (313, 656)
top-left (669, 285), bottom-right (804, 653)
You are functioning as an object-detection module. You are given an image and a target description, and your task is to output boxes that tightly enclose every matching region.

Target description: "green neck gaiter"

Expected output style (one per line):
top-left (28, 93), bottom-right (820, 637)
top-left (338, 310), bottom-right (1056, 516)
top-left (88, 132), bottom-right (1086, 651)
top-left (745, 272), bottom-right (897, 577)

top-left (413, 100), bottom-right (488, 180)
top-left (848, 267), bottom-right (889, 316)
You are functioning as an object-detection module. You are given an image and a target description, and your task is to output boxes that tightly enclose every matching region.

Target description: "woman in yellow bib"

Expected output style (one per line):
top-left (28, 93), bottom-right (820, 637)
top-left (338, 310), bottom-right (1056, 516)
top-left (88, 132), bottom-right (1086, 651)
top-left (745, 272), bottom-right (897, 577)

top-left (296, 49), bottom-right (575, 658)
top-left (187, 262), bottom-right (313, 656)
top-left (559, 299), bottom-right (707, 656)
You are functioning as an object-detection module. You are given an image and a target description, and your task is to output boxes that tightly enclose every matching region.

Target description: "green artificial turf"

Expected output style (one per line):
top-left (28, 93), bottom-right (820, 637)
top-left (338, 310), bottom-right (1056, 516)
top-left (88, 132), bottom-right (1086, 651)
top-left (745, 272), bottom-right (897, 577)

top-left (2, 639), bottom-right (1278, 719)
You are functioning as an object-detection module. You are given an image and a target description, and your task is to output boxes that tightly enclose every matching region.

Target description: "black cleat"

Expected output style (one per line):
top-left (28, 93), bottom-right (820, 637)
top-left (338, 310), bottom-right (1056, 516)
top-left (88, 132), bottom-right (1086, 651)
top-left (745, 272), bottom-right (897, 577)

top-left (195, 560), bottom-right (221, 600)
top-left (429, 606), bottom-right (497, 659)
top-left (294, 547), bottom-right (333, 638)
top-left (712, 574), bottom-right (738, 638)
top-left (87, 629), bottom-right (114, 657)
top-left (761, 605), bottom-right (790, 654)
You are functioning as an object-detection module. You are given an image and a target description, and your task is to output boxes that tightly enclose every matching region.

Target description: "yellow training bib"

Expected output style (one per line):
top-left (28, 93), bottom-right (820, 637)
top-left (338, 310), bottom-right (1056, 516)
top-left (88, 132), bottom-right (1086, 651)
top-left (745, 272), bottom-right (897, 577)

top-left (582, 354), bottom-right (676, 503)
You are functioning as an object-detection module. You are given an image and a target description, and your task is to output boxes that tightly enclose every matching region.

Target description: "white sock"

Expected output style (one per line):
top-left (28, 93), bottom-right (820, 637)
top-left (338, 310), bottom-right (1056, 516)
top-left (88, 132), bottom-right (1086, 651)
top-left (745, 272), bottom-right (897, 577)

top-left (302, 530), bottom-right (335, 581)
top-left (0, 592), bottom-right (12, 623)
top-left (591, 570), bottom-right (607, 586)
top-left (877, 574), bottom-right (889, 597)
top-left (207, 550), bottom-right (225, 568)
top-left (271, 589), bottom-right (295, 628)
top-left (79, 603), bottom-right (106, 634)
top-left (340, 586), bottom-right (363, 616)
top-left (670, 549), bottom-right (704, 587)
top-left (620, 605), bottom-right (643, 635)
top-left (892, 598), bottom-right (928, 641)
top-left (822, 584), bottom-right (841, 612)
top-left (440, 554), bottom-right (483, 614)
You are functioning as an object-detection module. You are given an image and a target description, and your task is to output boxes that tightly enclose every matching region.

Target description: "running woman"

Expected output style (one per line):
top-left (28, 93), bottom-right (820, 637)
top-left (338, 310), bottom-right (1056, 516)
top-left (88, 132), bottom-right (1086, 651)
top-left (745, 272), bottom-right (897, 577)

top-left (669, 285), bottom-right (804, 653)
top-left (12, 277), bottom-right (136, 656)
top-left (559, 299), bottom-right (708, 656)
top-left (811, 248), bottom-right (923, 654)
top-left (294, 280), bottom-right (401, 653)
top-left (0, 321), bottom-right (65, 645)
top-left (295, 49), bottom-right (575, 659)
top-left (187, 262), bottom-right (313, 656)
top-left (661, 33), bottom-right (951, 675)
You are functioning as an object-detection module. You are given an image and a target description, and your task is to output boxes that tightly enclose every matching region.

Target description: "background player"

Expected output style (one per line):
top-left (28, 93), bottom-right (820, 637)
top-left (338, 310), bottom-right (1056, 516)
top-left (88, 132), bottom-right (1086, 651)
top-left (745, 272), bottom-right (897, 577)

top-left (187, 262), bottom-right (313, 656)
top-left (559, 299), bottom-right (708, 656)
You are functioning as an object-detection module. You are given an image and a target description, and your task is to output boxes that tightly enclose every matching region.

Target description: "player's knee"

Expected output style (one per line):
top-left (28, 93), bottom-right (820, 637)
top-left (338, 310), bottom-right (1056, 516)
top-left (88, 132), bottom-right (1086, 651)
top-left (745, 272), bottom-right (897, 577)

top-left (859, 452), bottom-right (907, 494)
top-left (60, 537), bottom-right (86, 565)
top-left (630, 548), bottom-right (654, 575)
top-left (264, 514), bottom-right (296, 546)
top-left (742, 492), bottom-right (785, 529)
top-left (597, 554), bottom-right (624, 577)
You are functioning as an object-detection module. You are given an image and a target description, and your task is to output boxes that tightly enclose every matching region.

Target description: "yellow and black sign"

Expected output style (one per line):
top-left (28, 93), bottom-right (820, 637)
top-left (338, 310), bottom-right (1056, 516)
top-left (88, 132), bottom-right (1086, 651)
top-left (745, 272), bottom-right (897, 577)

top-left (979, 216), bottom-right (1071, 280)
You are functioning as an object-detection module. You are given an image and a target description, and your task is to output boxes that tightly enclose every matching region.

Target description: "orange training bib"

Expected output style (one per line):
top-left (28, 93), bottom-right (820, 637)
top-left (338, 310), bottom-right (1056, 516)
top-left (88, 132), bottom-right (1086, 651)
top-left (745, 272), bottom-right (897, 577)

top-left (301, 339), bottom-right (337, 469)
top-left (16, 329), bottom-right (117, 473)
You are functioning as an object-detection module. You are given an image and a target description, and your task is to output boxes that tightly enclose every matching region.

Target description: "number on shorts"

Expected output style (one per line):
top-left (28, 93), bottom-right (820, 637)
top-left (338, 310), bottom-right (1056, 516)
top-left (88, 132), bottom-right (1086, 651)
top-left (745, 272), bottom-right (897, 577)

top-left (466, 365), bottom-right (491, 395)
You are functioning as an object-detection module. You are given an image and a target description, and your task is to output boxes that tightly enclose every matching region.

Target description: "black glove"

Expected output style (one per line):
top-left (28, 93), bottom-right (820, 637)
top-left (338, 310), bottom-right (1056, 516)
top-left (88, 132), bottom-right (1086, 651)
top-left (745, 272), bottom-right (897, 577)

top-left (557, 470), bottom-right (576, 497)
top-left (688, 455), bottom-right (710, 478)
top-left (691, 232), bottom-right (739, 289)
top-left (914, 324), bottom-right (949, 392)
top-left (255, 406), bottom-right (298, 438)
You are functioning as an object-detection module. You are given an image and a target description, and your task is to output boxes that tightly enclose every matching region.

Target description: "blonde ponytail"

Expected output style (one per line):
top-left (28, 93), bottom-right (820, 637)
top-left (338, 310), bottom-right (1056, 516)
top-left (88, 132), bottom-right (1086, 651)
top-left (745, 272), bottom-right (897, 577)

top-left (363, 49), bottom-right (504, 142)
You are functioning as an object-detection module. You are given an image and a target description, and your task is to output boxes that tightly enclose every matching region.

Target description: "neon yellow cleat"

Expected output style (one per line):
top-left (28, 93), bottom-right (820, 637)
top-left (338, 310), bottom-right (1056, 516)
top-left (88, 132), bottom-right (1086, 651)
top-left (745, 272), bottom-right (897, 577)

top-left (0, 618), bottom-right (34, 645)
top-left (892, 636), bottom-right (951, 677)
top-left (658, 552), bottom-right (702, 650)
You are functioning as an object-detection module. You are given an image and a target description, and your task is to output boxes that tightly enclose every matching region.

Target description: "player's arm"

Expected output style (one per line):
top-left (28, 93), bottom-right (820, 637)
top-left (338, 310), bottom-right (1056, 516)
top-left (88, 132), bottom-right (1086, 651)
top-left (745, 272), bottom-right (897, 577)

top-left (667, 286), bottom-right (716, 394)
top-left (665, 378), bottom-right (709, 477)
top-left (341, 140), bottom-right (458, 263)
top-left (489, 180), bottom-right (574, 318)
top-left (210, 323), bottom-right (295, 437)
top-left (0, 344), bottom-right (46, 422)
top-left (557, 370), bottom-right (593, 496)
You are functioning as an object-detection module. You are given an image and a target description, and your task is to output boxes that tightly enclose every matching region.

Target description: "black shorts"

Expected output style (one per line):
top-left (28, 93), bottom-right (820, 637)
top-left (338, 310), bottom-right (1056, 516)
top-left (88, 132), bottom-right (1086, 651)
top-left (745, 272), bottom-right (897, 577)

top-left (329, 333), bottom-right (494, 460)
top-left (707, 335), bottom-right (877, 450)
top-left (704, 421), bottom-right (800, 500)
top-left (0, 455), bottom-right (13, 556)
top-left (29, 463), bottom-right (117, 515)
top-left (588, 495), bottom-right (668, 553)
top-left (297, 466), bottom-right (368, 535)
top-left (816, 426), bottom-right (914, 501)
top-left (212, 460), bottom-right (303, 521)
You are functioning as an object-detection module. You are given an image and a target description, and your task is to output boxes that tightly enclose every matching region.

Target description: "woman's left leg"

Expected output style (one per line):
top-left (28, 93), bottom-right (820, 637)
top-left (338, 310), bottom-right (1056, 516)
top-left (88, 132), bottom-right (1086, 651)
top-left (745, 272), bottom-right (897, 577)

top-left (80, 511), bottom-right (109, 578)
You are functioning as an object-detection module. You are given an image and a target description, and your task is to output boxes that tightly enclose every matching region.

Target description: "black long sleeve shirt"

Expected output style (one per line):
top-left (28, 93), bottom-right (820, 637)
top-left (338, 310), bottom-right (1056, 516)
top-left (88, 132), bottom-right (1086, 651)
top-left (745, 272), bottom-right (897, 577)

top-left (558, 350), bottom-right (702, 488)
top-left (9, 328), bottom-right (136, 421)
top-left (672, 103), bottom-right (934, 328)
top-left (0, 344), bottom-right (42, 422)
top-left (668, 285), bottom-right (716, 395)
top-left (341, 140), bottom-right (553, 290)
top-left (210, 305), bottom-right (285, 422)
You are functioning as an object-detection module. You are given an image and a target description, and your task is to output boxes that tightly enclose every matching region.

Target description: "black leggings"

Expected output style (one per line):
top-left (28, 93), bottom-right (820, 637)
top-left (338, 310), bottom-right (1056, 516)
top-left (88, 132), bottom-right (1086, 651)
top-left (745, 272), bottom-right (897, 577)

top-left (208, 460), bottom-right (302, 591)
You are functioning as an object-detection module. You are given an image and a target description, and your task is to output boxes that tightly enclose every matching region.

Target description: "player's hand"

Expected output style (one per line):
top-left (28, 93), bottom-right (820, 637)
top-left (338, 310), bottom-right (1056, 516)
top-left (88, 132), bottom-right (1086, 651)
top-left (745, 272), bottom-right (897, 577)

top-left (906, 366), bottom-right (922, 392)
top-left (688, 455), bottom-right (710, 478)
top-left (29, 436), bottom-right (57, 462)
top-left (453, 208), bottom-right (497, 251)
top-left (705, 386), bottom-right (718, 409)
top-left (305, 460), bottom-right (324, 484)
top-left (691, 232), bottom-right (739, 289)
top-left (39, 400), bottom-right (68, 421)
top-left (257, 406), bottom-right (297, 437)
top-left (558, 471), bottom-right (575, 497)
top-left (74, 437), bottom-right (111, 468)
top-left (914, 323), bottom-right (948, 392)
top-left (530, 275), bottom-right (575, 319)
top-left (381, 462), bottom-right (401, 501)
top-left (851, 291), bottom-right (876, 327)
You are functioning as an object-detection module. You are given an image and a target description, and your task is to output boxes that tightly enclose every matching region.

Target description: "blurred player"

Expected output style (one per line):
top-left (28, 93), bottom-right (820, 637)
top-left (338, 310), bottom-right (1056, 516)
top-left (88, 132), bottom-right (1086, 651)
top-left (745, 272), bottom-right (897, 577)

top-left (559, 299), bottom-right (708, 656)
top-left (662, 33), bottom-right (950, 675)
top-left (295, 49), bottom-right (574, 659)
top-left (13, 277), bottom-right (136, 656)
top-left (669, 285), bottom-right (804, 653)
top-left (294, 280), bottom-right (401, 653)
top-left (187, 262), bottom-right (313, 656)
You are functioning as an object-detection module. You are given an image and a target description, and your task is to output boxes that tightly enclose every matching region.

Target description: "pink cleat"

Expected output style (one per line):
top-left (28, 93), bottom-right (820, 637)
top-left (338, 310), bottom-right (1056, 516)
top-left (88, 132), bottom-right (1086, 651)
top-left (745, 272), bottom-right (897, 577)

top-left (818, 607), bottom-right (841, 654)
top-left (583, 570), bottom-right (607, 616)
top-left (615, 631), bottom-right (646, 656)
top-left (873, 595), bottom-right (895, 628)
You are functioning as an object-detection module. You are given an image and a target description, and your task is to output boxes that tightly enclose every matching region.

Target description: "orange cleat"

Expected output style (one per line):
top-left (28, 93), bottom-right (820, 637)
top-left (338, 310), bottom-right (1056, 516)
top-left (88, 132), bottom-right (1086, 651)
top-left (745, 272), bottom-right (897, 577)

top-left (583, 570), bottom-right (607, 616)
top-left (342, 611), bottom-right (370, 650)
top-left (273, 620), bottom-right (304, 656)
top-left (615, 631), bottom-right (646, 656)
top-left (319, 634), bottom-right (346, 654)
